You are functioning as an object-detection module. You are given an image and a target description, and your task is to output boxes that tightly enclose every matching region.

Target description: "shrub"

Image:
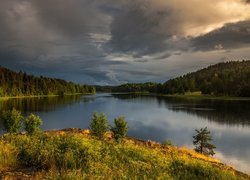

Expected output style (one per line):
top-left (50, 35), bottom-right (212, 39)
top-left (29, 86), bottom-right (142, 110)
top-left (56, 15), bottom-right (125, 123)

top-left (89, 112), bottom-right (108, 138)
top-left (111, 116), bottom-right (128, 142)
top-left (162, 139), bottom-right (173, 146)
top-left (12, 133), bottom-right (88, 170)
top-left (1, 109), bottom-right (23, 133)
top-left (25, 114), bottom-right (43, 134)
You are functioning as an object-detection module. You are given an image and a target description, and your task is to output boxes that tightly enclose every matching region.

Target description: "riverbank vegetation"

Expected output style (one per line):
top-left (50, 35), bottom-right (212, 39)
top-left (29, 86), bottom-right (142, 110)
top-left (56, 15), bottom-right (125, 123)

top-left (0, 111), bottom-right (249, 179)
top-left (1, 129), bottom-right (248, 179)
top-left (0, 66), bottom-right (95, 97)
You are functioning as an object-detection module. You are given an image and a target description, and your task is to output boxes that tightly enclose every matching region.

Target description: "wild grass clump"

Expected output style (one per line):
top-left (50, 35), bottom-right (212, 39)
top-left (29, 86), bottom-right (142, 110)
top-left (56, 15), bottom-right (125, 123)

top-left (3, 133), bottom-right (88, 171)
top-left (0, 141), bottom-right (17, 171)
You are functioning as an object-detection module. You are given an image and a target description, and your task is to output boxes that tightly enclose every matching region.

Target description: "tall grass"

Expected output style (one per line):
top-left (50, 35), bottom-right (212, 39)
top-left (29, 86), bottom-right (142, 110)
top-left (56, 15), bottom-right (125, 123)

top-left (0, 131), bottom-right (246, 179)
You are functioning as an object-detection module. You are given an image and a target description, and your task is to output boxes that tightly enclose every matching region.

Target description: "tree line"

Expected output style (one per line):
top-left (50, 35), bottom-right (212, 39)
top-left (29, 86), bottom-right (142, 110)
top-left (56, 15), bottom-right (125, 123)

top-left (0, 66), bottom-right (96, 97)
top-left (104, 60), bottom-right (250, 97)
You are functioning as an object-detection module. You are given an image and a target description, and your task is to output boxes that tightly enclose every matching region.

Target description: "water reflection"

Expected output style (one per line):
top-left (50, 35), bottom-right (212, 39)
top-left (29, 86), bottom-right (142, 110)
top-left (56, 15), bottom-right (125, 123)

top-left (112, 94), bottom-right (250, 126)
top-left (0, 93), bottom-right (249, 173)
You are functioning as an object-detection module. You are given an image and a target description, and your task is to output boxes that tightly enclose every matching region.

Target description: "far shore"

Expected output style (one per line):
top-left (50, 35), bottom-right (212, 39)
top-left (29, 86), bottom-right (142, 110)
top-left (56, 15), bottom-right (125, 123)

top-left (109, 91), bottom-right (250, 101)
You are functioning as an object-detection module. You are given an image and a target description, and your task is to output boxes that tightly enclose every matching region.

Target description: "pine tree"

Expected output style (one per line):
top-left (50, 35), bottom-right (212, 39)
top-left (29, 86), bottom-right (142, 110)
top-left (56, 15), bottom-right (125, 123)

top-left (111, 116), bottom-right (128, 143)
top-left (89, 112), bottom-right (109, 138)
top-left (193, 127), bottom-right (216, 156)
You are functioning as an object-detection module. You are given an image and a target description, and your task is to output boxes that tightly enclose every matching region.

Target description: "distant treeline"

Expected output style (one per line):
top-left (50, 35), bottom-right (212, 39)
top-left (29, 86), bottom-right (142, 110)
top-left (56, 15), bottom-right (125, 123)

top-left (97, 60), bottom-right (250, 97)
top-left (0, 66), bottom-right (95, 97)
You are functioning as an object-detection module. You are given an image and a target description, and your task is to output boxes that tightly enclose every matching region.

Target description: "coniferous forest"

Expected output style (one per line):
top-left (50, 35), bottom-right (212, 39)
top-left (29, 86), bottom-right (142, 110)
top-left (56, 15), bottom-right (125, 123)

top-left (108, 60), bottom-right (250, 97)
top-left (0, 66), bottom-right (95, 97)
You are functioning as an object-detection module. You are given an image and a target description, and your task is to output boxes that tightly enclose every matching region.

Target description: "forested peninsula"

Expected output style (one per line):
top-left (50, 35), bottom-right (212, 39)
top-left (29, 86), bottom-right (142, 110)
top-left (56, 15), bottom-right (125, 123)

top-left (101, 60), bottom-right (250, 97)
top-left (0, 66), bottom-right (95, 97)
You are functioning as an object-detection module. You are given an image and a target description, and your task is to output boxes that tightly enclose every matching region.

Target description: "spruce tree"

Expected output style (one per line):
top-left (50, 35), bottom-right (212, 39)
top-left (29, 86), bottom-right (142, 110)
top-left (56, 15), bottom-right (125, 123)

top-left (193, 127), bottom-right (216, 156)
top-left (89, 112), bottom-right (109, 138)
top-left (111, 116), bottom-right (128, 143)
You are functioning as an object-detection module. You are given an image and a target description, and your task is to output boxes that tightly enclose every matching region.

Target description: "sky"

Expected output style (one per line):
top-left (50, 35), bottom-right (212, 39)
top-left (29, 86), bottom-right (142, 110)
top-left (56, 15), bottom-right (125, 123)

top-left (0, 0), bottom-right (250, 85)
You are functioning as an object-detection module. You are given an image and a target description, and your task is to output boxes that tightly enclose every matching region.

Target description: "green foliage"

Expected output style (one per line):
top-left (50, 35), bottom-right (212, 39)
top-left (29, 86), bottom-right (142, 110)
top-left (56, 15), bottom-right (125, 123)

top-left (111, 116), bottom-right (128, 142)
top-left (169, 159), bottom-right (237, 180)
top-left (4, 133), bottom-right (88, 170)
top-left (162, 139), bottom-right (173, 146)
top-left (25, 114), bottom-right (43, 134)
top-left (0, 66), bottom-right (95, 97)
top-left (193, 127), bottom-right (216, 156)
top-left (89, 112), bottom-right (109, 138)
top-left (162, 60), bottom-right (250, 96)
top-left (1, 109), bottom-right (23, 133)
top-left (111, 82), bottom-right (160, 93)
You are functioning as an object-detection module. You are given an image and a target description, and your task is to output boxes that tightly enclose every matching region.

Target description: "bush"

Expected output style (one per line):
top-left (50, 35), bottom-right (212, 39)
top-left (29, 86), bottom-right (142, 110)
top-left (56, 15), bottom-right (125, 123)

top-left (1, 109), bottom-right (23, 133)
top-left (11, 133), bottom-right (88, 170)
top-left (89, 112), bottom-right (108, 138)
top-left (25, 114), bottom-right (43, 134)
top-left (162, 139), bottom-right (173, 147)
top-left (111, 116), bottom-right (128, 142)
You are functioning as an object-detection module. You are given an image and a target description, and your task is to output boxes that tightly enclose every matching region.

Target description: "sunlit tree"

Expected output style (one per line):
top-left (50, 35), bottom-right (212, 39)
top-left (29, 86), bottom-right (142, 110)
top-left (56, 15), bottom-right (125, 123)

top-left (89, 112), bottom-right (109, 138)
top-left (111, 116), bottom-right (128, 142)
top-left (193, 127), bottom-right (216, 156)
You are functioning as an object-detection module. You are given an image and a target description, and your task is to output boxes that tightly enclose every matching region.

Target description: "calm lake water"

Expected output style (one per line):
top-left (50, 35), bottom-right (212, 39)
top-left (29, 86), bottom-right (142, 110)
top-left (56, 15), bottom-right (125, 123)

top-left (0, 93), bottom-right (250, 173)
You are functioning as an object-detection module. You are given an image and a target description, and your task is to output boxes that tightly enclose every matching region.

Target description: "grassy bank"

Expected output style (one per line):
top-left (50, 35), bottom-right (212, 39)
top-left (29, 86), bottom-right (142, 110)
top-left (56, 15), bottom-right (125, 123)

top-left (0, 129), bottom-right (248, 179)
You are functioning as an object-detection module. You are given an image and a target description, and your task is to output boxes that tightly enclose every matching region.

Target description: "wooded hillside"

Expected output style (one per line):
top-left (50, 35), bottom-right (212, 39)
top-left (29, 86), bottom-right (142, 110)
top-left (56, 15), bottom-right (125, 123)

top-left (0, 66), bottom-right (95, 97)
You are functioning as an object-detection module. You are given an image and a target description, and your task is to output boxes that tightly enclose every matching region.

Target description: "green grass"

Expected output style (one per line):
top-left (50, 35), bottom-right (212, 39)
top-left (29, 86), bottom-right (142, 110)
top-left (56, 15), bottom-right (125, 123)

top-left (0, 130), bottom-right (248, 179)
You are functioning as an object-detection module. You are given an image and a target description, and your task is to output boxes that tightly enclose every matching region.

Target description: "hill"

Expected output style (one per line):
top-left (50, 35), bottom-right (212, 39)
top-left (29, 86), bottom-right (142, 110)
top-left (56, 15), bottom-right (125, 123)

top-left (0, 66), bottom-right (95, 97)
top-left (107, 60), bottom-right (250, 97)
top-left (161, 60), bottom-right (250, 96)
top-left (0, 129), bottom-right (249, 179)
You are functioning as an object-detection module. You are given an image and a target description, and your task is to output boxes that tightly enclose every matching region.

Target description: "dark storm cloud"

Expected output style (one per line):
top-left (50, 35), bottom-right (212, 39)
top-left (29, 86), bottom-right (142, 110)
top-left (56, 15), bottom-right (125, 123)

top-left (0, 0), bottom-right (250, 84)
top-left (32, 0), bottom-right (108, 36)
top-left (107, 1), bottom-right (172, 57)
top-left (0, 0), bottom-right (114, 83)
top-left (106, 0), bottom-right (250, 57)
top-left (191, 21), bottom-right (250, 51)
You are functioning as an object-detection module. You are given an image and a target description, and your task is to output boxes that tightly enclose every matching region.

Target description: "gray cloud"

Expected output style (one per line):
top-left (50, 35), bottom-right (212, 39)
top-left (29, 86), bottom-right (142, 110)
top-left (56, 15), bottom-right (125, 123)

top-left (0, 0), bottom-right (250, 84)
top-left (107, 0), bottom-right (250, 57)
top-left (32, 0), bottom-right (108, 36)
top-left (191, 21), bottom-right (250, 51)
top-left (107, 1), bottom-right (172, 56)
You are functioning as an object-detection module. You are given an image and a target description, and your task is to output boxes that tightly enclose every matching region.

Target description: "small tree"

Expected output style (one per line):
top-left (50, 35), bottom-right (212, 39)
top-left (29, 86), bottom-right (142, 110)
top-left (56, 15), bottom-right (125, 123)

top-left (89, 112), bottom-right (109, 138)
top-left (162, 139), bottom-right (173, 147)
top-left (25, 113), bottom-right (43, 134)
top-left (193, 127), bottom-right (216, 156)
top-left (1, 109), bottom-right (23, 133)
top-left (111, 116), bottom-right (128, 142)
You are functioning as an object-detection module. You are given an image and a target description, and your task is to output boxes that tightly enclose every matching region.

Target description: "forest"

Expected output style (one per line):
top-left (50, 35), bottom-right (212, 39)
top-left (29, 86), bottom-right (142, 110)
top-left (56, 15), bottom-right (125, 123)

top-left (108, 60), bottom-right (250, 97)
top-left (0, 66), bottom-right (95, 97)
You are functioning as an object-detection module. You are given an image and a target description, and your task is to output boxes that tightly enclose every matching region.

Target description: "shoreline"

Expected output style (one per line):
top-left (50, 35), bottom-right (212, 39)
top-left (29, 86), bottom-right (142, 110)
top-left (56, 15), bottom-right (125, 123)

top-left (0, 93), bottom-right (95, 100)
top-left (109, 92), bottom-right (250, 101)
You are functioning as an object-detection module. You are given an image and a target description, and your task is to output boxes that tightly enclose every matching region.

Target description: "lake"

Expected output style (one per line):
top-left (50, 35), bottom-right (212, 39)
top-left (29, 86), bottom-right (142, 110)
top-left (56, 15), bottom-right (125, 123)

top-left (0, 93), bottom-right (250, 173)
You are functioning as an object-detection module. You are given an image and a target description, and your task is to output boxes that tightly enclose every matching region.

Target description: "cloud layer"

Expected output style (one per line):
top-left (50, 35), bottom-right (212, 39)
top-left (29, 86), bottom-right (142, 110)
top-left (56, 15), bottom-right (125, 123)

top-left (0, 0), bottom-right (250, 84)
